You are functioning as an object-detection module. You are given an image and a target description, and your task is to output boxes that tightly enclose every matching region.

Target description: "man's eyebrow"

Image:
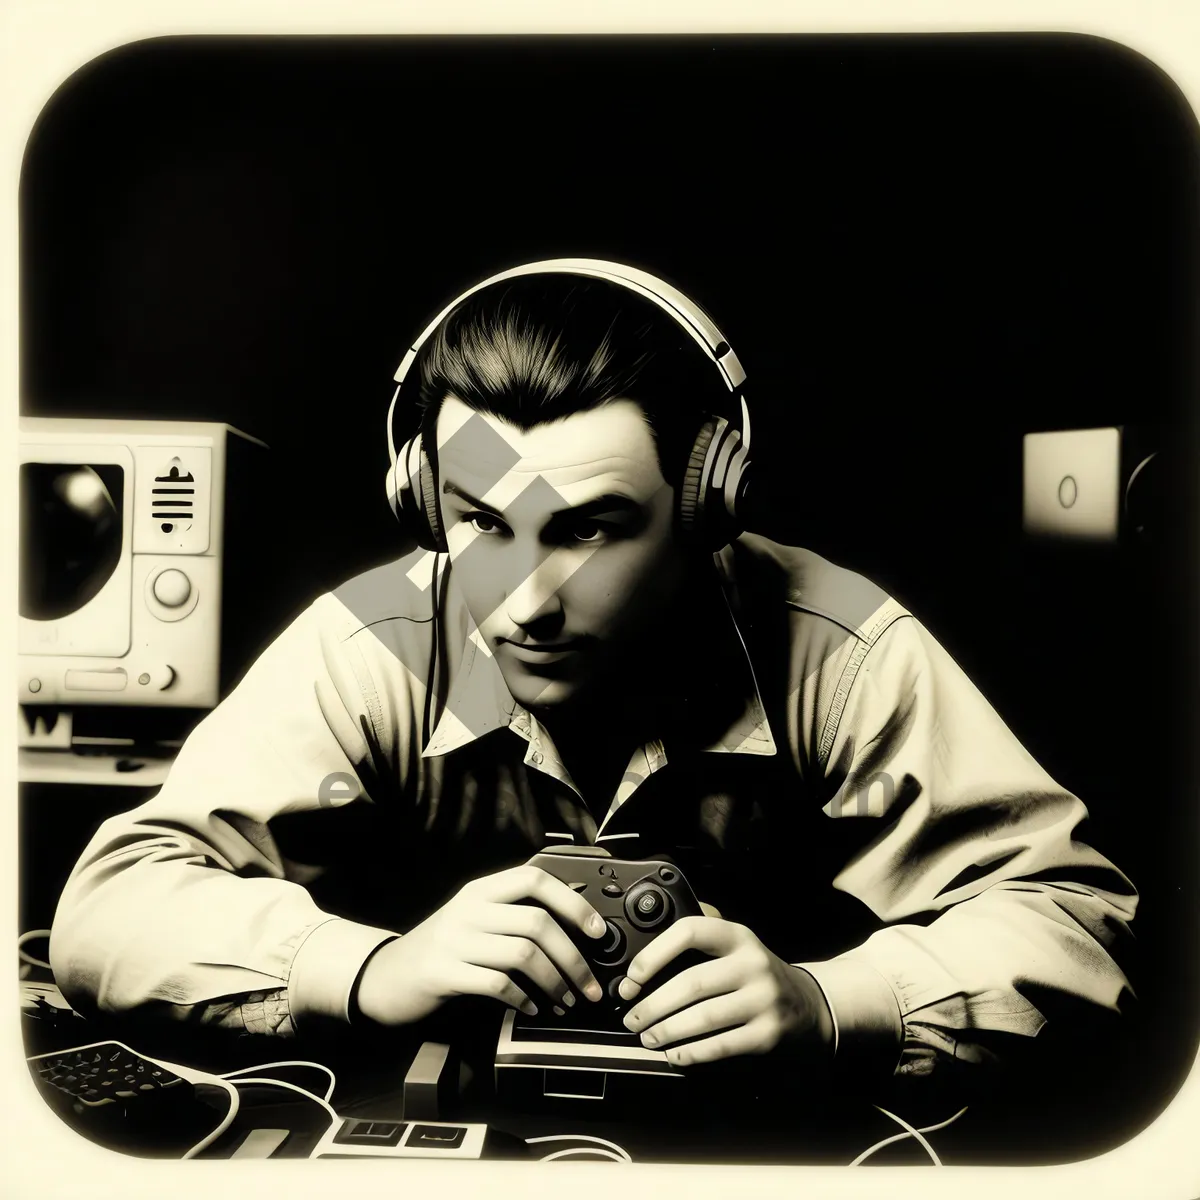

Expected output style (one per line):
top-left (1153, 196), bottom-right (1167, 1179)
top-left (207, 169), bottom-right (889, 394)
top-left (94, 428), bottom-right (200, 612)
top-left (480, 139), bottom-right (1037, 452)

top-left (441, 480), bottom-right (645, 521)
top-left (552, 494), bottom-right (645, 522)
top-left (441, 480), bottom-right (499, 514)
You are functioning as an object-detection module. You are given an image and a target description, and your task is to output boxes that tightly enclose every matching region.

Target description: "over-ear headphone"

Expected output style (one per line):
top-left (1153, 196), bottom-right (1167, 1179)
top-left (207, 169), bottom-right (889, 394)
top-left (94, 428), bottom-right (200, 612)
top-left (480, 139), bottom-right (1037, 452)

top-left (384, 258), bottom-right (754, 553)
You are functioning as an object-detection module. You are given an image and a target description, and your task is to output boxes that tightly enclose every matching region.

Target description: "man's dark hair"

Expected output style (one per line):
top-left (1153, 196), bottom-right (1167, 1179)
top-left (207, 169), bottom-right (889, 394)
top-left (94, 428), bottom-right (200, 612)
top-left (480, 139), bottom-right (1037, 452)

top-left (412, 274), bottom-right (733, 489)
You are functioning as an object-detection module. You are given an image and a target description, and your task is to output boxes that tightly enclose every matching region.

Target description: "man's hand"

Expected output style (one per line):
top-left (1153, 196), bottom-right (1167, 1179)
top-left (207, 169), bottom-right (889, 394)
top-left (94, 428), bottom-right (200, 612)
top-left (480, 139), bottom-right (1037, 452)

top-left (353, 865), bottom-right (608, 1028)
top-left (617, 917), bottom-right (835, 1068)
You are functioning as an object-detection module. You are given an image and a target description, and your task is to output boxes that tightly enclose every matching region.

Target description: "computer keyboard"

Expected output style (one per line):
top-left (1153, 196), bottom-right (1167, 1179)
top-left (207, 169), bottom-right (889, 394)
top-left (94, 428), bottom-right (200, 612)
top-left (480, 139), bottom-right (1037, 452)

top-left (28, 1040), bottom-right (240, 1158)
top-left (35, 1042), bottom-right (190, 1106)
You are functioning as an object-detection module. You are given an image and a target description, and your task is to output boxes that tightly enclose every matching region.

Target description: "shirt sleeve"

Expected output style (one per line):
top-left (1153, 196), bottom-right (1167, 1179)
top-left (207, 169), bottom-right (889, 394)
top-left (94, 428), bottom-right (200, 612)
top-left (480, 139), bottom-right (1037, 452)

top-left (49, 589), bottom-right (423, 1037)
top-left (793, 613), bottom-right (1139, 1082)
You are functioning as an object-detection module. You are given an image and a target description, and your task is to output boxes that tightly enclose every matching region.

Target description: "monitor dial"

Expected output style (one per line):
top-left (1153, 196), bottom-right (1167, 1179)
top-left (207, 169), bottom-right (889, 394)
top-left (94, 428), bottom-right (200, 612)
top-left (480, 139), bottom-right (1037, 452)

top-left (152, 568), bottom-right (192, 608)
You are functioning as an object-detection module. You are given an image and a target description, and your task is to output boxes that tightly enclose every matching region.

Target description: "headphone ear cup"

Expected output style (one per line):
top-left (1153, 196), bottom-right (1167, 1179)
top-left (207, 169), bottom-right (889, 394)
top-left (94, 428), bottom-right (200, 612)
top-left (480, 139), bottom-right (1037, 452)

top-left (680, 417), bottom-right (748, 550)
top-left (679, 419), bottom-right (717, 540)
top-left (391, 433), bottom-right (446, 552)
top-left (419, 445), bottom-right (446, 552)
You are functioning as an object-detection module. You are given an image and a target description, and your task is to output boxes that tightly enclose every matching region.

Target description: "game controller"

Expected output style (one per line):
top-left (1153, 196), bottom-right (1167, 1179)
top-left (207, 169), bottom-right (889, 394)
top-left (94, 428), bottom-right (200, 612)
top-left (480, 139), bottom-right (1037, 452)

top-left (527, 846), bottom-right (704, 1017)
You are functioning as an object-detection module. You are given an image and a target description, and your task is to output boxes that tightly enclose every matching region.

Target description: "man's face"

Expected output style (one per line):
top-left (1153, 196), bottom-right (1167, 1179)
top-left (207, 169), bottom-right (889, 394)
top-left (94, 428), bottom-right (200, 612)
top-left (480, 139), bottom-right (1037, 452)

top-left (436, 394), bottom-right (690, 712)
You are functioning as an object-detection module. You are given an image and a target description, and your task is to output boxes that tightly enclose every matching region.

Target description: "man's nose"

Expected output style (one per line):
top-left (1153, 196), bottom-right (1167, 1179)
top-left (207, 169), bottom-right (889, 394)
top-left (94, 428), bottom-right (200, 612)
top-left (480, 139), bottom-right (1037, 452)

top-left (503, 547), bottom-right (569, 630)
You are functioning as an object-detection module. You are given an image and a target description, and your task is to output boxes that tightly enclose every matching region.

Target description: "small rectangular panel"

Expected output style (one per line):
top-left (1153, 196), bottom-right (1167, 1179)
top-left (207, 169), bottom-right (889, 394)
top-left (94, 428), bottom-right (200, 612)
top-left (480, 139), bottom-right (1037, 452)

top-left (63, 669), bottom-right (128, 692)
top-left (1023, 427), bottom-right (1121, 541)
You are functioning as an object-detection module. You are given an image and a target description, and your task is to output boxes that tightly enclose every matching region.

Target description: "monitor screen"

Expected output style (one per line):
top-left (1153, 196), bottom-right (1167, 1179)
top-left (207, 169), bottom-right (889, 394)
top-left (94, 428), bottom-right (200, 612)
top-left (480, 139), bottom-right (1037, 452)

top-left (20, 462), bottom-right (125, 622)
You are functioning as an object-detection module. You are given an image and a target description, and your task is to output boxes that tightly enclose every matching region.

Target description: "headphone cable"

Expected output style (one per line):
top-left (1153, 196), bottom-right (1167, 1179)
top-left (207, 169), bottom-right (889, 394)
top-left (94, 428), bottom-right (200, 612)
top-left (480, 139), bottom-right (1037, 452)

top-left (421, 552), bottom-right (445, 750)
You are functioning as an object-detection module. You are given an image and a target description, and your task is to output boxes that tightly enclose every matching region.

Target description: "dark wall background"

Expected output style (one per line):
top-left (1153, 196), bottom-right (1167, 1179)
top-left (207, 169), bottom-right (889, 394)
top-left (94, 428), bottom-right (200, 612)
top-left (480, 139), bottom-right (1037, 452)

top-left (18, 33), bottom-right (1200, 1159)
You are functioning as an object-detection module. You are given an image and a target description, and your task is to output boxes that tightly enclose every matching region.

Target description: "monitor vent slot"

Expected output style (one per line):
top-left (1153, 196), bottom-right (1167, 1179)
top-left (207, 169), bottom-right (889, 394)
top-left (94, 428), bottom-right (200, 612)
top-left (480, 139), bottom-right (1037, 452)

top-left (152, 457), bottom-right (197, 533)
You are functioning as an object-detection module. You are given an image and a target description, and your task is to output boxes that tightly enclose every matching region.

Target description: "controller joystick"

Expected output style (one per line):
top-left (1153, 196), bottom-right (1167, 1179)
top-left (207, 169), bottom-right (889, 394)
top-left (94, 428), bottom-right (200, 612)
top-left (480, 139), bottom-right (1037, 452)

top-left (592, 919), bottom-right (628, 967)
top-left (624, 881), bottom-right (673, 930)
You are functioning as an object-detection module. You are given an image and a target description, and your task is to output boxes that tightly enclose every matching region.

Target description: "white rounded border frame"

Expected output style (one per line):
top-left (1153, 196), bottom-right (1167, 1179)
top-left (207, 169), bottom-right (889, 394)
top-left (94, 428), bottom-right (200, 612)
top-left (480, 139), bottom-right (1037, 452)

top-left (2, 3), bottom-right (1197, 1199)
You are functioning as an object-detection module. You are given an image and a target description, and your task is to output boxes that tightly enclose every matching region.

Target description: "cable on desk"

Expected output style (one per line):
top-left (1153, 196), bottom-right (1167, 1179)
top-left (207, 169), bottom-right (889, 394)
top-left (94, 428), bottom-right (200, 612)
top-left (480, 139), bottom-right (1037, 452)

top-left (227, 1077), bottom-right (341, 1125)
top-left (526, 1134), bottom-right (632, 1162)
top-left (182, 1082), bottom-right (241, 1160)
top-left (848, 1104), bottom-right (969, 1167)
top-left (17, 929), bottom-right (53, 971)
top-left (220, 1061), bottom-right (336, 1102)
top-left (539, 1148), bottom-right (628, 1162)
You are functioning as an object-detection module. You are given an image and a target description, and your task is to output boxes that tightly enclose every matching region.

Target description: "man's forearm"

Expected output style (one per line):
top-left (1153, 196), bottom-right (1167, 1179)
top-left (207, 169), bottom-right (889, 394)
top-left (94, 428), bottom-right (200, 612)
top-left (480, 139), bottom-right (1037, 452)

top-left (50, 801), bottom-right (398, 1034)
top-left (796, 880), bottom-right (1135, 1081)
top-left (179, 924), bottom-right (400, 1039)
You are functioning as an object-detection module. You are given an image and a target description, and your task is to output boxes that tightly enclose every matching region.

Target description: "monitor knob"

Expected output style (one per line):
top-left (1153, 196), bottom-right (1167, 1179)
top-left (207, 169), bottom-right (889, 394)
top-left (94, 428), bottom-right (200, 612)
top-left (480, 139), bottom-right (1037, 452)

top-left (152, 569), bottom-right (192, 608)
top-left (136, 665), bottom-right (177, 690)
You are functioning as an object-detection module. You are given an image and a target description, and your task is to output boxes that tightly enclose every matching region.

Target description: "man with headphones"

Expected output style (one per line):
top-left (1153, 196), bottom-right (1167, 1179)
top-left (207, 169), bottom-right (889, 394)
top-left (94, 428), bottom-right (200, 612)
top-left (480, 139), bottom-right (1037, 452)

top-left (52, 261), bottom-right (1136, 1099)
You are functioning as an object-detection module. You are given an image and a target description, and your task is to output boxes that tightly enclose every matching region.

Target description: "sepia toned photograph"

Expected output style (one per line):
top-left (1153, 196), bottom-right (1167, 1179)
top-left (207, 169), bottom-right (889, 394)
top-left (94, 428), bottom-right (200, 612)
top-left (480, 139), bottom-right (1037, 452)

top-left (14, 30), bottom-right (1199, 1173)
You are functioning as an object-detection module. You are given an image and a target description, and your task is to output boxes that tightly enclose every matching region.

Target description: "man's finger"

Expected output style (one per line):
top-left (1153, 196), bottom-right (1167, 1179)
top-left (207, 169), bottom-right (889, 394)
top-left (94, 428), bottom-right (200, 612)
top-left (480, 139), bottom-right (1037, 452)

top-left (624, 917), bottom-right (741, 988)
top-left (662, 1017), bottom-right (773, 1068)
top-left (636, 989), bottom-right (761, 1051)
top-left (622, 956), bottom-right (742, 1032)
top-left (452, 963), bottom-right (537, 1016)
top-left (485, 903), bottom-right (602, 1001)
top-left (485, 866), bottom-right (607, 940)
top-left (468, 932), bottom-right (572, 1005)
top-left (525, 868), bottom-right (609, 940)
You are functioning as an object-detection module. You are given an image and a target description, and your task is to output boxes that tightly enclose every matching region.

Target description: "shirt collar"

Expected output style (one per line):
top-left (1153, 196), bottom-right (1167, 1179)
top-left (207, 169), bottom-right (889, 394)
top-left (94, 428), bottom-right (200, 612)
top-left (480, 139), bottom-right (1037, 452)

top-left (421, 552), bottom-right (776, 760)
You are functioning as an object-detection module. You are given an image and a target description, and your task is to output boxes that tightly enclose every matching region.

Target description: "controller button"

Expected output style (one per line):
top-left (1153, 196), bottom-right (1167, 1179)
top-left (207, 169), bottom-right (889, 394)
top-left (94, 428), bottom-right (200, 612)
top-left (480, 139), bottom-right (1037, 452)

top-left (607, 976), bottom-right (627, 1001)
top-left (658, 867), bottom-right (677, 883)
top-left (601, 883), bottom-right (624, 897)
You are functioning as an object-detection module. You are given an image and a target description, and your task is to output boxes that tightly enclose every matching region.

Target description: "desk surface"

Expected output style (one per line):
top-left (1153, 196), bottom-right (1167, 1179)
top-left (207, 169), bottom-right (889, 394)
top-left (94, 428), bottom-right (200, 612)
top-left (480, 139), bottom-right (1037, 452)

top-left (21, 978), bottom-right (1119, 1167)
top-left (21, 993), bottom-right (976, 1165)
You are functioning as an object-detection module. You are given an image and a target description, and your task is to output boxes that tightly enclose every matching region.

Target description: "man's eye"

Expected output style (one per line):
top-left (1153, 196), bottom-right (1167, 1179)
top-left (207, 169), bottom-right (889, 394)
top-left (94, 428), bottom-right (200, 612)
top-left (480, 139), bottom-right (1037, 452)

top-left (467, 513), bottom-right (504, 535)
top-left (572, 521), bottom-right (606, 543)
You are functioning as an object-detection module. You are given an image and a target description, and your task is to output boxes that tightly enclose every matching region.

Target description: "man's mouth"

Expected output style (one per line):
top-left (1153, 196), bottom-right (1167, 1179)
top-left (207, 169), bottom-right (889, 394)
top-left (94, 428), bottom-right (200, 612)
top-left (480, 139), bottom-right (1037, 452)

top-left (499, 637), bottom-right (585, 664)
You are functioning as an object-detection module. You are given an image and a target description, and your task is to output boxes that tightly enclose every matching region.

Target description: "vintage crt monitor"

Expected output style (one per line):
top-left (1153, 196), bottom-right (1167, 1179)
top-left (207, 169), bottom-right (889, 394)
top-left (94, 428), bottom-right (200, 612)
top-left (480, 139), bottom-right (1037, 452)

top-left (18, 417), bottom-right (271, 781)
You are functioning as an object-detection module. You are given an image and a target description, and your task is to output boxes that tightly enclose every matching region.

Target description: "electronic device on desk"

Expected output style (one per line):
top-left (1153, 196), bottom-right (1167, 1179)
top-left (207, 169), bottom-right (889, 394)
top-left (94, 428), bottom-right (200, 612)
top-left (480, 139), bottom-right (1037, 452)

top-left (309, 1117), bottom-right (490, 1160)
top-left (28, 1040), bottom-right (241, 1159)
top-left (495, 846), bottom-right (703, 1111)
top-left (1022, 422), bottom-right (1163, 547)
top-left (18, 417), bottom-right (274, 786)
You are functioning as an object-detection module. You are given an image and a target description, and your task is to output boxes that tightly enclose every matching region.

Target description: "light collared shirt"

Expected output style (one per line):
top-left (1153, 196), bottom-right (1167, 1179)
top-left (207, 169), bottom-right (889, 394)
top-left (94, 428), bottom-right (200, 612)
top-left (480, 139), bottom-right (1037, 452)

top-left (50, 533), bottom-right (1138, 1079)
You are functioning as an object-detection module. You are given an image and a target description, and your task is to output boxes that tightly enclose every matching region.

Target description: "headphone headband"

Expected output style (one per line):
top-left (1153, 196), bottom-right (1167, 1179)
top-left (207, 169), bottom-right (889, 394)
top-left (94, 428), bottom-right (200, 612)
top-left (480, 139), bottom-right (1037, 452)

top-left (392, 258), bottom-right (747, 396)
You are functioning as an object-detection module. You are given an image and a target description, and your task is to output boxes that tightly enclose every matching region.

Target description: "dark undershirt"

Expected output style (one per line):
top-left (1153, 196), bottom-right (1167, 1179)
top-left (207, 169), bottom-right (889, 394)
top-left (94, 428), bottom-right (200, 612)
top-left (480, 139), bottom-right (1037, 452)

top-left (533, 571), bottom-right (747, 825)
